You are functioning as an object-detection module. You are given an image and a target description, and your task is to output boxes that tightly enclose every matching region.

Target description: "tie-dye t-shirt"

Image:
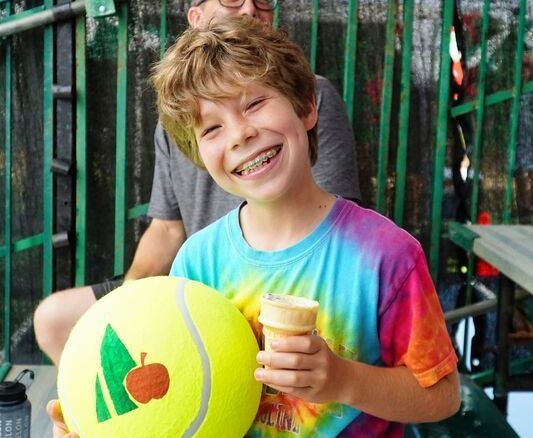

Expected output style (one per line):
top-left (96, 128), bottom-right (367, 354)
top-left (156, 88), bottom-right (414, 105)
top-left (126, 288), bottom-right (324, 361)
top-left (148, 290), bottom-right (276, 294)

top-left (169, 197), bottom-right (457, 437)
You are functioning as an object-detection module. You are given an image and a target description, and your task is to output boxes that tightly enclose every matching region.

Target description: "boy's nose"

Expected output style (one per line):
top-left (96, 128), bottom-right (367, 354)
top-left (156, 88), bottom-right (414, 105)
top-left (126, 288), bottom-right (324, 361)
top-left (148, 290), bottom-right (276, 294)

top-left (229, 121), bottom-right (258, 149)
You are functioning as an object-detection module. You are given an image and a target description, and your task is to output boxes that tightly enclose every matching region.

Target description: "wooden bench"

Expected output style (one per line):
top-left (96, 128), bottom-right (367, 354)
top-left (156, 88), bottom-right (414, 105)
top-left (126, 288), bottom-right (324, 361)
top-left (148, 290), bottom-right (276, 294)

top-left (449, 223), bottom-right (533, 411)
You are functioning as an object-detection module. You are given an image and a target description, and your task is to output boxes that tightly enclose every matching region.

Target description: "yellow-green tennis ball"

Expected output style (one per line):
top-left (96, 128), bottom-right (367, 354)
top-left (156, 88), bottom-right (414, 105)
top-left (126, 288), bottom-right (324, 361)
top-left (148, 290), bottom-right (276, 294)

top-left (57, 276), bottom-right (261, 437)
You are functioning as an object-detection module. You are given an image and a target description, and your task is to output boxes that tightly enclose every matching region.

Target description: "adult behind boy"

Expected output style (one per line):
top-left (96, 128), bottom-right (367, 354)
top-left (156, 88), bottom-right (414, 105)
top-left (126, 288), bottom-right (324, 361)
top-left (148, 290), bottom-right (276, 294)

top-left (49, 14), bottom-right (459, 438)
top-left (34, 0), bottom-right (361, 367)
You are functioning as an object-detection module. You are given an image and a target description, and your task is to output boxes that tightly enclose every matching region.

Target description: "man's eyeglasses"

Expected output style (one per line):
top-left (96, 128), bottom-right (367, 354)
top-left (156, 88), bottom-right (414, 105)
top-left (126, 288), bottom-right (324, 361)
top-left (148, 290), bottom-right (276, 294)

top-left (193, 0), bottom-right (278, 12)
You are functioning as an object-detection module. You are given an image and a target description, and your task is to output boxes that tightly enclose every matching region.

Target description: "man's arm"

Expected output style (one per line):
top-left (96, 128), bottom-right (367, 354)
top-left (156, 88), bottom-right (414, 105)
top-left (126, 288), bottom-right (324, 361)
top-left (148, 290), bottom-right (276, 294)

top-left (127, 121), bottom-right (187, 281)
top-left (124, 218), bottom-right (186, 280)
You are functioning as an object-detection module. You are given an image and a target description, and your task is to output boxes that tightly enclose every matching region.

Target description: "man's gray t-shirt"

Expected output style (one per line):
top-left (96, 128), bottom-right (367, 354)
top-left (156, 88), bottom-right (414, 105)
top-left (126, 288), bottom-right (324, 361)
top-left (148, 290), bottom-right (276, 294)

top-left (148, 75), bottom-right (361, 236)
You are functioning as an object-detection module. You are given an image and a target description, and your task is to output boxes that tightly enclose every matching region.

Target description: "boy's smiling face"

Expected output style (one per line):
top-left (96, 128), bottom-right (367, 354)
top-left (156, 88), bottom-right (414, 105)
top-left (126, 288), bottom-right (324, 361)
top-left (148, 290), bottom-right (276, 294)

top-left (194, 83), bottom-right (317, 204)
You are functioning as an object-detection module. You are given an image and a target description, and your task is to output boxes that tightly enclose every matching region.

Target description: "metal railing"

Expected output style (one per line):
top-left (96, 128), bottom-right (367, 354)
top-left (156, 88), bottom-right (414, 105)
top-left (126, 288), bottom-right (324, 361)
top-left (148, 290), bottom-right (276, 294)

top-left (0, 0), bottom-right (531, 377)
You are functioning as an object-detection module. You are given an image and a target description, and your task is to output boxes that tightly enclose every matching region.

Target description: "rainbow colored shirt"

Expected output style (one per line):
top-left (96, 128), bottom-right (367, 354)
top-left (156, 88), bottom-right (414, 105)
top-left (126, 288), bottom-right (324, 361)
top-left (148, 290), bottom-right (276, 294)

top-left (169, 197), bottom-right (457, 437)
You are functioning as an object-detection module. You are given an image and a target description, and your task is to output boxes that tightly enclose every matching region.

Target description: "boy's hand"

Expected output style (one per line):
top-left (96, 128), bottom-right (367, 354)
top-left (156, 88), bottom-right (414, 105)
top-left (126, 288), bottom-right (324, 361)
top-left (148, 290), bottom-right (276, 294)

top-left (47, 400), bottom-right (79, 438)
top-left (254, 335), bottom-right (348, 404)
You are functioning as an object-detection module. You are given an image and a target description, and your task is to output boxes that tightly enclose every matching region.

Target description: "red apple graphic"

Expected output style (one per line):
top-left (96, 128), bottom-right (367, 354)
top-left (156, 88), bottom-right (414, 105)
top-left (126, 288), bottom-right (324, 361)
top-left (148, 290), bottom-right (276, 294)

top-left (126, 352), bottom-right (170, 404)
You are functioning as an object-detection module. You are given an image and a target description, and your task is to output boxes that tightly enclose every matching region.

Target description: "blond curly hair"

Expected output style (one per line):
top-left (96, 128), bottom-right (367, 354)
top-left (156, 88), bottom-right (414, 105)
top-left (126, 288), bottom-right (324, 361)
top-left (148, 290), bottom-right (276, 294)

top-left (151, 15), bottom-right (317, 168)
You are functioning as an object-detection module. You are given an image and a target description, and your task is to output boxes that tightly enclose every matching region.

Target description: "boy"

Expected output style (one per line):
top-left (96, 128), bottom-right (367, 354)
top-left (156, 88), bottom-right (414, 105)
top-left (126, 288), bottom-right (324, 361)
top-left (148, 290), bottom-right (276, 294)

top-left (157, 15), bottom-right (460, 437)
top-left (34, 0), bottom-right (360, 368)
top-left (49, 14), bottom-right (459, 438)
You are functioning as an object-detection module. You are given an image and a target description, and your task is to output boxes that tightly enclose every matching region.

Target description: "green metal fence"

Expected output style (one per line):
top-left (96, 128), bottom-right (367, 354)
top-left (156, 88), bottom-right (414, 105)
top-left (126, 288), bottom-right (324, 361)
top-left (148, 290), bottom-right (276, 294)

top-left (0, 0), bottom-right (531, 375)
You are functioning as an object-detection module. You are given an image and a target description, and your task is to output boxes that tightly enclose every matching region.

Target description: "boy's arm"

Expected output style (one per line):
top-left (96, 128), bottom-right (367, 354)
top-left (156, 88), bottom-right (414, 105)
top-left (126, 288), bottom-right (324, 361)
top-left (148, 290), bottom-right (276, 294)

top-left (257, 247), bottom-right (460, 423)
top-left (339, 356), bottom-right (460, 422)
top-left (255, 335), bottom-right (460, 423)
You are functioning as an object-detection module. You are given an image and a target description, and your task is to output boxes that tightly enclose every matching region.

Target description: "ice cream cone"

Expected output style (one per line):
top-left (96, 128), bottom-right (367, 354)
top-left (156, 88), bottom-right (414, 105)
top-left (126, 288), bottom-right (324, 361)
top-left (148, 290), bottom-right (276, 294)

top-left (258, 293), bottom-right (319, 355)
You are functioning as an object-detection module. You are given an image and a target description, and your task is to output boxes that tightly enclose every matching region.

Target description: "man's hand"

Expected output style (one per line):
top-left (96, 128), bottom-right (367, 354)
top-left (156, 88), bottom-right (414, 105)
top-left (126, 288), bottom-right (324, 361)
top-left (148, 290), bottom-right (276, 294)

top-left (47, 400), bottom-right (78, 438)
top-left (254, 335), bottom-right (348, 404)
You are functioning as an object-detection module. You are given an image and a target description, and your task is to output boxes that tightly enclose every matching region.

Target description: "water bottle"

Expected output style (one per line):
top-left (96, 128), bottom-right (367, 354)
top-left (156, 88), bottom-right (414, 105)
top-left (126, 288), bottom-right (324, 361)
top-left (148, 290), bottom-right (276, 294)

top-left (0, 369), bottom-right (34, 438)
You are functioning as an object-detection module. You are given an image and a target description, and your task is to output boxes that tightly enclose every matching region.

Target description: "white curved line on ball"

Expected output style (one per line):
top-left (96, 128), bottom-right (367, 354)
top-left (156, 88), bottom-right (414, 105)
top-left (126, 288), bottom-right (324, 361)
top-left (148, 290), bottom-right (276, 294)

top-left (176, 279), bottom-right (212, 437)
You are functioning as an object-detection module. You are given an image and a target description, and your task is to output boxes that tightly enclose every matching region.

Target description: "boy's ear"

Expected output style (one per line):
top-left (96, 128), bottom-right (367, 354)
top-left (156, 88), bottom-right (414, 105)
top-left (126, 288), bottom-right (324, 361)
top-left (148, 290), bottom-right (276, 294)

top-left (302, 98), bottom-right (318, 130)
top-left (187, 6), bottom-right (204, 28)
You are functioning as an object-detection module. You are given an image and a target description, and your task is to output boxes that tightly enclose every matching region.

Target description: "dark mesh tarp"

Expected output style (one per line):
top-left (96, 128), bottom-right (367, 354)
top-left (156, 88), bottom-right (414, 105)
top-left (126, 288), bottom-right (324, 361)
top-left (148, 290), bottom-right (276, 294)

top-left (0, 0), bottom-right (531, 364)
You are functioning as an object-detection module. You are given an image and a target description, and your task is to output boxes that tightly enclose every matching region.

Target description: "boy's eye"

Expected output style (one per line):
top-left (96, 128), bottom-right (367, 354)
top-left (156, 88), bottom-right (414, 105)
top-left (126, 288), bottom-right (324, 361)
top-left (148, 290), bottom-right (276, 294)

top-left (201, 125), bottom-right (220, 137)
top-left (246, 97), bottom-right (266, 111)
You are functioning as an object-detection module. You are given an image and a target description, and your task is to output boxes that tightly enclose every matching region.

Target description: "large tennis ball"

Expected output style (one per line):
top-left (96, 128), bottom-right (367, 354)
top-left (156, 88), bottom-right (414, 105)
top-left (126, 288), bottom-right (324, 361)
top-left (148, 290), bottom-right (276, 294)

top-left (57, 276), bottom-right (261, 437)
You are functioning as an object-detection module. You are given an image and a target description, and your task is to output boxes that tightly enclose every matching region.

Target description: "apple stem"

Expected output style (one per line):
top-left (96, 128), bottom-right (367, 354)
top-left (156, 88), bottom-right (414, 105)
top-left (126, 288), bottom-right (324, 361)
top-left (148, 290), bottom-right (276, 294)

top-left (141, 352), bottom-right (147, 366)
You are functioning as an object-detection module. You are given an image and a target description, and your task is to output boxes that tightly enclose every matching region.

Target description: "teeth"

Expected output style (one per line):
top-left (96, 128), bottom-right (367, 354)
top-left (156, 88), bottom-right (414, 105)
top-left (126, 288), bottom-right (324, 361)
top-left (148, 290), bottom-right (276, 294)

top-left (237, 147), bottom-right (279, 173)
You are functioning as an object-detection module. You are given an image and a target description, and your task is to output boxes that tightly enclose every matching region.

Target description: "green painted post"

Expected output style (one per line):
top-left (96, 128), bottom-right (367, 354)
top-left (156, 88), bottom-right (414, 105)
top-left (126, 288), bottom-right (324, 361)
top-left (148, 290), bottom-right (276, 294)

top-left (393, 0), bottom-right (414, 226)
top-left (309, 0), bottom-right (319, 72)
top-left (376, 0), bottom-right (398, 214)
top-left (472, 356), bottom-right (533, 386)
top-left (135, 0), bottom-right (168, 244)
top-left (75, 14), bottom-right (87, 286)
top-left (467, 0), bottom-right (491, 231)
top-left (451, 86), bottom-right (531, 117)
top-left (0, 5), bottom-right (46, 26)
top-left (43, 0), bottom-right (54, 296)
top-left (127, 204), bottom-right (148, 220)
top-left (0, 233), bottom-right (45, 257)
top-left (0, 362), bottom-right (11, 382)
top-left (343, 0), bottom-right (359, 122)
top-left (461, 0), bottom-right (491, 363)
top-left (429, 0), bottom-right (454, 283)
top-left (503, 0), bottom-right (526, 223)
top-left (114, 1), bottom-right (128, 277)
top-left (3, 0), bottom-right (12, 364)
top-left (13, 235), bottom-right (44, 253)
top-left (159, 0), bottom-right (167, 59)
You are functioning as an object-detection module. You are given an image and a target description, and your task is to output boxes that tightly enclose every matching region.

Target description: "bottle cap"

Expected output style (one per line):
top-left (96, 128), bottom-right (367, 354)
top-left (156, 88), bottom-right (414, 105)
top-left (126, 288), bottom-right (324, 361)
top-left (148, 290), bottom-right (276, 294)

top-left (0, 369), bottom-right (33, 406)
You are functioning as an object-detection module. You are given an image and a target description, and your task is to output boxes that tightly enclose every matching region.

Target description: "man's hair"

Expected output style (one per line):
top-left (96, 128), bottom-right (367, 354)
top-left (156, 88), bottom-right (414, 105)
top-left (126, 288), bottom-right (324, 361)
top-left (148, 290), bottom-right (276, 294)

top-left (151, 15), bottom-right (317, 168)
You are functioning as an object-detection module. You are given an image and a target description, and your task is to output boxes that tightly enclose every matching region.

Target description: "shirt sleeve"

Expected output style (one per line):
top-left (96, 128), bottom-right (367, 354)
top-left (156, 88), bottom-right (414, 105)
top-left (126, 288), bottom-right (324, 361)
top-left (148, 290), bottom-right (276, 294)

top-left (147, 122), bottom-right (182, 221)
top-left (378, 248), bottom-right (458, 388)
top-left (314, 76), bottom-right (362, 203)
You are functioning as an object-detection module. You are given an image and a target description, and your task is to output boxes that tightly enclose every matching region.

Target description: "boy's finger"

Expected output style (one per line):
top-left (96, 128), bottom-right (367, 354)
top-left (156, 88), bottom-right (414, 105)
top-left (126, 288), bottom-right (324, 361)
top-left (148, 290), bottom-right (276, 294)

top-left (269, 335), bottom-right (322, 353)
top-left (47, 400), bottom-right (70, 434)
top-left (255, 368), bottom-right (313, 388)
top-left (47, 400), bottom-right (62, 420)
top-left (263, 383), bottom-right (295, 394)
top-left (54, 429), bottom-right (78, 438)
top-left (256, 351), bottom-right (313, 370)
top-left (52, 423), bottom-right (75, 438)
top-left (262, 384), bottom-right (314, 402)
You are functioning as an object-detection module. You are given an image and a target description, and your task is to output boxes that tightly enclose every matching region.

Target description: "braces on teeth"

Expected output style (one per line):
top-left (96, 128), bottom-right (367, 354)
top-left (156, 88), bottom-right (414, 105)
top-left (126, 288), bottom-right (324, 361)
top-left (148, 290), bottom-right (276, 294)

top-left (238, 148), bottom-right (278, 174)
